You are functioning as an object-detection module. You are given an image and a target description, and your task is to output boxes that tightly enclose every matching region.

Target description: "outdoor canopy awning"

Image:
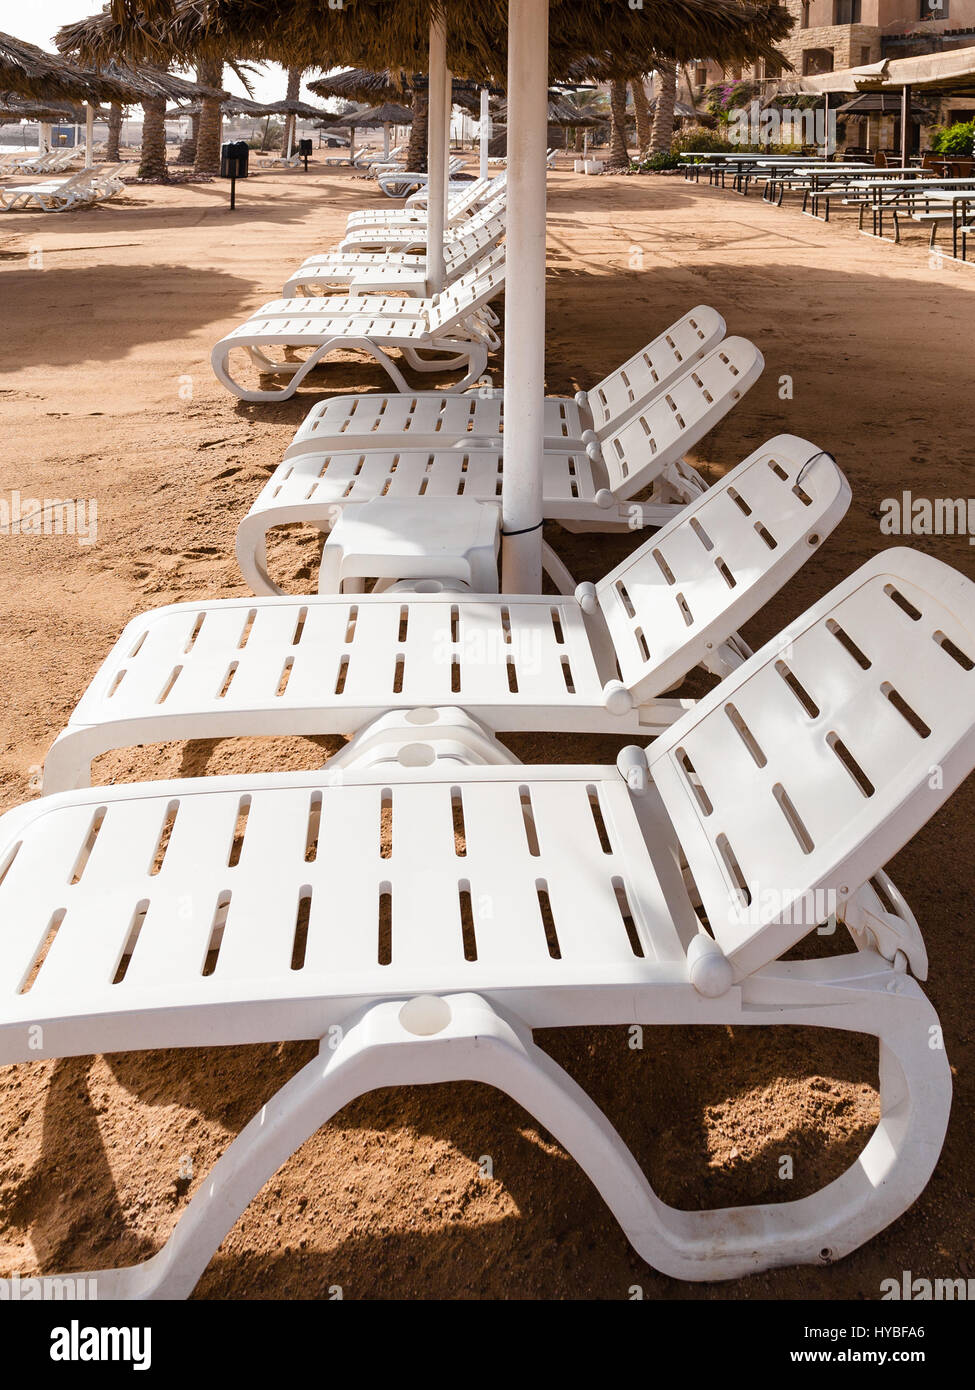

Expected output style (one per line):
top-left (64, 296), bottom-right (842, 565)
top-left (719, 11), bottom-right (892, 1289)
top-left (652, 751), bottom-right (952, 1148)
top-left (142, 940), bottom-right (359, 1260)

top-left (799, 45), bottom-right (975, 98)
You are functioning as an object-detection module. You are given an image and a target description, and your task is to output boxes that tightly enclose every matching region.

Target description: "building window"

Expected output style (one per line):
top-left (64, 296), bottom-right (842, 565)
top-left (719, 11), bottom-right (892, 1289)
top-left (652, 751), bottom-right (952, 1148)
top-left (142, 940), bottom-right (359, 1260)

top-left (860, 46), bottom-right (872, 64)
top-left (835, 0), bottom-right (861, 21)
top-left (803, 48), bottom-right (835, 76)
top-left (919, 0), bottom-right (948, 16)
top-left (800, 2), bottom-right (810, 29)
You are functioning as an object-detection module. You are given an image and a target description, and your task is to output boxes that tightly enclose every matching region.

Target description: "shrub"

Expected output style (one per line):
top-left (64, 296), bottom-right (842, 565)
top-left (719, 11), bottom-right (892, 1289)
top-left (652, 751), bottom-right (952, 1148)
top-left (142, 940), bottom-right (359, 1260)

top-left (930, 121), bottom-right (975, 158)
top-left (633, 150), bottom-right (682, 171)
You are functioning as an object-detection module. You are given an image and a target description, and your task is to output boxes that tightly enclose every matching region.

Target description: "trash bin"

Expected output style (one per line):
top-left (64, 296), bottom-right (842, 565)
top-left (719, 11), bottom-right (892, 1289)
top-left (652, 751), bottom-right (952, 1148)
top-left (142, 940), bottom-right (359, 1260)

top-left (220, 141), bottom-right (249, 179)
top-left (298, 139), bottom-right (313, 158)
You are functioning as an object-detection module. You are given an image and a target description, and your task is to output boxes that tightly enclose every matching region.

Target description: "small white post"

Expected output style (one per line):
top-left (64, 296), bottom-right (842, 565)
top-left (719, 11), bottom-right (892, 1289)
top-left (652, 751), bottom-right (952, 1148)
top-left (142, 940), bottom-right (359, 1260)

top-left (426, 14), bottom-right (448, 293)
top-left (501, 0), bottom-right (548, 593)
top-left (383, 121), bottom-right (390, 159)
top-left (479, 85), bottom-right (490, 179)
top-left (85, 102), bottom-right (94, 167)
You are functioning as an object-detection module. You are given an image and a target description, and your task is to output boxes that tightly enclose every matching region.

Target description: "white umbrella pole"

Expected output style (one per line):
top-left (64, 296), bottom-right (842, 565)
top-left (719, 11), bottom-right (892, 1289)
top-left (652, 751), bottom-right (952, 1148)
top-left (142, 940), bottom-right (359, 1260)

top-left (501, 0), bottom-right (548, 594)
top-left (39, 121), bottom-right (51, 153)
top-left (426, 14), bottom-right (448, 293)
top-left (443, 66), bottom-right (452, 225)
top-left (383, 122), bottom-right (390, 159)
top-left (479, 85), bottom-right (490, 179)
top-left (286, 117), bottom-right (294, 159)
top-left (85, 102), bottom-right (94, 167)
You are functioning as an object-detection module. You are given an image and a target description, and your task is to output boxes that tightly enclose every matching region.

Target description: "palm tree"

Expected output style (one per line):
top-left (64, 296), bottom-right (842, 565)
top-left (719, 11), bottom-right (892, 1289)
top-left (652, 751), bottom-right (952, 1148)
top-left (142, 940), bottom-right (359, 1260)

top-left (631, 77), bottom-right (652, 155)
top-left (106, 101), bottom-right (123, 160)
top-left (138, 94), bottom-right (168, 179)
top-left (193, 58), bottom-right (224, 175)
top-left (405, 89), bottom-right (427, 171)
top-left (281, 65), bottom-right (302, 156)
top-left (606, 78), bottom-right (630, 169)
top-left (178, 112), bottom-right (198, 164)
top-left (650, 61), bottom-right (678, 155)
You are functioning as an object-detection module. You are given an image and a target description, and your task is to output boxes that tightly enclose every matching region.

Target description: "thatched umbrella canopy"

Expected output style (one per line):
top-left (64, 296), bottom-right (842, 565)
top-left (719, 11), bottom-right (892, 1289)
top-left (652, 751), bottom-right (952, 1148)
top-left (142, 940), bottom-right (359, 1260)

top-left (341, 102), bottom-right (414, 127)
top-left (0, 30), bottom-right (136, 102)
top-left (309, 68), bottom-right (412, 105)
top-left (94, 1), bottom-right (793, 81)
top-left (0, 91), bottom-right (103, 123)
top-left (259, 98), bottom-right (332, 119)
top-left (57, 11), bottom-right (233, 178)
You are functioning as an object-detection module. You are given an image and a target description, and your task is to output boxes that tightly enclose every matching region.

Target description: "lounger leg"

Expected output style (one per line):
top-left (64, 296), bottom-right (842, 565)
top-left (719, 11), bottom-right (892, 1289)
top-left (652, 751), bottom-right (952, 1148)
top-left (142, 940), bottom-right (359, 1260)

top-left (26, 965), bottom-right (948, 1295)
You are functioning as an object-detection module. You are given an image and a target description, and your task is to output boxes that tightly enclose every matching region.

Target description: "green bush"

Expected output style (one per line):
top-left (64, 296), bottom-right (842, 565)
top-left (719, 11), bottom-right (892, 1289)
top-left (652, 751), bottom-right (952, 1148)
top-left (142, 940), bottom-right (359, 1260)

top-left (930, 121), bottom-right (975, 157)
top-left (632, 150), bottom-right (682, 171)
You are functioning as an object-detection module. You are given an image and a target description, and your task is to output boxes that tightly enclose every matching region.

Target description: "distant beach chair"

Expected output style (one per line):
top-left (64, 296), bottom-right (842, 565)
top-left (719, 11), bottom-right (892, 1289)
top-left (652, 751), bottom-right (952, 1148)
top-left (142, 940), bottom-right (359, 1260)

top-left (211, 246), bottom-right (506, 401)
top-left (377, 154), bottom-right (465, 198)
top-left (282, 215), bottom-right (506, 297)
top-left (0, 164), bottom-right (125, 212)
top-left (8, 547), bottom-right (971, 1295)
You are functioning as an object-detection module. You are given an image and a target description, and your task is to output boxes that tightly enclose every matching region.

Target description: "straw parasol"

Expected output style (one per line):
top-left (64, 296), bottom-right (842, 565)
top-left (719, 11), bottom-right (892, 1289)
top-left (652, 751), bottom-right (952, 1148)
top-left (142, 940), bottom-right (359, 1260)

top-left (331, 100), bottom-right (415, 160)
top-left (0, 30), bottom-right (135, 102)
top-left (57, 11), bottom-right (232, 178)
top-left (0, 92), bottom-right (101, 123)
top-left (94, 2), bottom-right (794, 81)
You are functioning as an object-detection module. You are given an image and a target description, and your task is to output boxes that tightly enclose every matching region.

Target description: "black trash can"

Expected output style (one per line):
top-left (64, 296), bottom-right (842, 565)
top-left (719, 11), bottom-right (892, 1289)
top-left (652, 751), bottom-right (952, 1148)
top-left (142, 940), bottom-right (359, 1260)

top-left (220, 140), bottom-right (249, 179)
top-left (298, 139), bottom-right (313, 158)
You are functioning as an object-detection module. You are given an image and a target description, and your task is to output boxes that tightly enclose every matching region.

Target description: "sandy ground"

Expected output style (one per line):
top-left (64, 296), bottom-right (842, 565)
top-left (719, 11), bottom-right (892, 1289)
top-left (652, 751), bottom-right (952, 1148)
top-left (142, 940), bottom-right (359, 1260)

top-left (0, 157), bottom-right (973, 1300)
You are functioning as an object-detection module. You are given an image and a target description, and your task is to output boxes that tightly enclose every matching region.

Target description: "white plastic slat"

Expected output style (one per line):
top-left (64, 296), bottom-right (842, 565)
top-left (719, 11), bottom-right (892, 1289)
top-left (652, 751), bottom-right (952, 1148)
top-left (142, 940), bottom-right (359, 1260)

top-left (587, 306), bottom-right (725, 434)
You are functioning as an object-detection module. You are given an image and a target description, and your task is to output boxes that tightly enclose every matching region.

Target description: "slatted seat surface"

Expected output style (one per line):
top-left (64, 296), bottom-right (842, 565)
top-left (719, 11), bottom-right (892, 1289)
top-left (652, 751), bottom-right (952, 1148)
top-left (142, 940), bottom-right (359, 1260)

top-left (0, 765), bottom-right (688, 1059)
top-left (282, 307), bottom-right (727, 457)
top-left (66, 593), bottom-right (608, 732)
top-left (649, 548), bottom-right (975, 980)
top-left (596, 437), bottom-right (850, 704)
top-left (221, 313), bottom-right (435, 346)
top-left (250, 446), bottom-right (599, 512)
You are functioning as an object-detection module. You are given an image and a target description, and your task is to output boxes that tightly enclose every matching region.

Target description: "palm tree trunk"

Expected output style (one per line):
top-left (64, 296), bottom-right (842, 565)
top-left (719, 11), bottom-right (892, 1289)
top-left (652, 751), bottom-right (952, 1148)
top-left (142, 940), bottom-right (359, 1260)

top-left (194, 98), bottom-right (222, 175)
top-left (282, 66), bottom-right (302, 156)
top-left (106, 102), bottom-right (123, 161)
top-left (406, 90), bottom-right (428, 172)
top-left (138, 96), bottom-right (168, 180)
top-left (607, 78), bottom-right (630, 169)
top-left (178, 113), bottom-right (199, 164)
top-left (650, 62), bottom-right (678, 156)
top-left (631, 78), bottom-right (652, 154)
top-left (194, 61), bottom-right (224, 176)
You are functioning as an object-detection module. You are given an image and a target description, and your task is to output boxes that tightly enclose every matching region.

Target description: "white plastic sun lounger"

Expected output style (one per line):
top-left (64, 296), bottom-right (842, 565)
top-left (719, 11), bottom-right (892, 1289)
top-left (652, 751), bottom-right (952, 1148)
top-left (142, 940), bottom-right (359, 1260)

top-left (345, 171), bottom-right (486, 230)
top-left (211, 248), bottom-right (506, 401)
top-left (239, 333), bottom-right (761, 553)
top-left (281, 305), bottom-right (726, 460)
top-left (5, 547), bottom-right (973, 1296)
top-left (282, 218), bottom-right (505, 298)
top-left (377, 155), bottom-right (465, 197)
top-left (0, 165), bottom-right (125, 212)
top-left (43, 437), bottom-right (849, 791)
top-left (338, 182), bottom-right (506, 253)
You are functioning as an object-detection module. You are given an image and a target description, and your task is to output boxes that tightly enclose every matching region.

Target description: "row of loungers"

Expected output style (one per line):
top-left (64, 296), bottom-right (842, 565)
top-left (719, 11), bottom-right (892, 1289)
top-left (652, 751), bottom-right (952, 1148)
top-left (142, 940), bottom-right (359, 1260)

top-left (3, 158), bottom-right (974, 1298)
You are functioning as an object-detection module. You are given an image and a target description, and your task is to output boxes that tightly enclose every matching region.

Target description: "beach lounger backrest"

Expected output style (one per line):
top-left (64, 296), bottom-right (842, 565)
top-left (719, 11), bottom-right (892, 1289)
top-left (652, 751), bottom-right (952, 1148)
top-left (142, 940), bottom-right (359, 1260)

top-left (443, 218), bottom-right (506, 273)
top-left (648, 547), bottom-right (975, 979)
top-left (585, 306), bottom-right (726, 436)
top-left (427, 245), bottom-right (506, 332)
top-left (596, 337), bottom-right (764, 499)
top-left (595, 437), bottom-right (850, 706)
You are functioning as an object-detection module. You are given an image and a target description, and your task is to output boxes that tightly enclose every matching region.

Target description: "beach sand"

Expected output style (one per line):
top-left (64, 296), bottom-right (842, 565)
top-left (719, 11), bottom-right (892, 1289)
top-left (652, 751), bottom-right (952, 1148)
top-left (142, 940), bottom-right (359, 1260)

top-left (0, 161), bottom-right (973, 1299)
